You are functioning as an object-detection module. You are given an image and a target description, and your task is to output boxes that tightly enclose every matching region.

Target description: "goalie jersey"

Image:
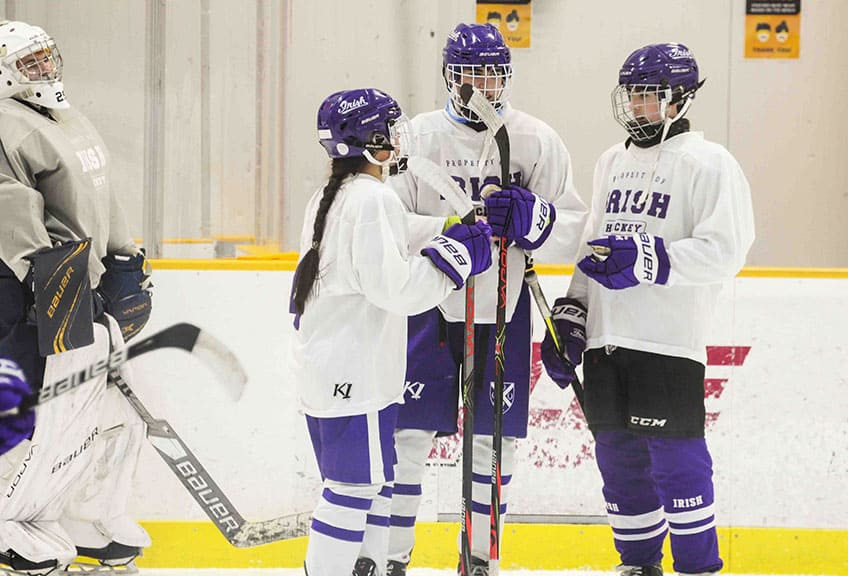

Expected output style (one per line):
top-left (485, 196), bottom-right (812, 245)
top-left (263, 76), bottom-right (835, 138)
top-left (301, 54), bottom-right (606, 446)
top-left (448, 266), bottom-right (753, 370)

top-left (0, 98), bottom-right (136, 284)
top-left (391, 104), bottom-right (587, 323)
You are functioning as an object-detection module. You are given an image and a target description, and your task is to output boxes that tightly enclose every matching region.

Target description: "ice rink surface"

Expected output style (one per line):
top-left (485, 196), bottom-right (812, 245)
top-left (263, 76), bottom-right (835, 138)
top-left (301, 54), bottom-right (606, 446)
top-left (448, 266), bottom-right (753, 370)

top-left (143, 570), bottom-right (813, 576)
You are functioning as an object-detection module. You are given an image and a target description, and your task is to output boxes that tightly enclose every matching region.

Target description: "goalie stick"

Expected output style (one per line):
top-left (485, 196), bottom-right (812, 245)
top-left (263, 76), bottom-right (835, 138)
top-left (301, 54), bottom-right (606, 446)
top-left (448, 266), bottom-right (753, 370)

top-left (108, 370), bottom-right (310, 547)
top-left (19, 322), bottom-right (309, 546)
top-left (21, 323), bottom-right (245, 409)
top-left (406, 155), bottom-right (478, 575)
top-left (460, 83), bottom-right (508, 576)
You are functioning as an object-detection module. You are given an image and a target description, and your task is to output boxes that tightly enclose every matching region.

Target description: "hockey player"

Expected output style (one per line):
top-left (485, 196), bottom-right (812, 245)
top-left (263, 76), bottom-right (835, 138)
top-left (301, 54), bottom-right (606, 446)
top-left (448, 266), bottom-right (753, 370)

top-left (290, 88), bottom-right (493, 576)
top-left (541, 43), bottom-right (755, 576)
top-left (386, 23), bottom-right (588, 575)
top-left (0, 20), bottom-right (152, 574)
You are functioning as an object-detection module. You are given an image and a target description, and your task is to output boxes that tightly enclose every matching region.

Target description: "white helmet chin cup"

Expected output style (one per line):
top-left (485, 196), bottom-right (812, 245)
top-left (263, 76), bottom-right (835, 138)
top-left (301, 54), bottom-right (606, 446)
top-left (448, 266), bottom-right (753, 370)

top-left (0, 20), bottom-right (69, 109)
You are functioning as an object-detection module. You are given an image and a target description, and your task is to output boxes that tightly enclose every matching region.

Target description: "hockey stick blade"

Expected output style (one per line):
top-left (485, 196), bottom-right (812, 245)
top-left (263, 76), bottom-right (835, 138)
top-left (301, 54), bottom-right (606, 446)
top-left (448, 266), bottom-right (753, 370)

top-left (30, 323), bottom-right (247, 409)
top-left (460, 84), bottom-right (504, 135)
top-left (407, 156), bottom-right (476, 224)
top-left (110, 370), bottom-right (310, 547)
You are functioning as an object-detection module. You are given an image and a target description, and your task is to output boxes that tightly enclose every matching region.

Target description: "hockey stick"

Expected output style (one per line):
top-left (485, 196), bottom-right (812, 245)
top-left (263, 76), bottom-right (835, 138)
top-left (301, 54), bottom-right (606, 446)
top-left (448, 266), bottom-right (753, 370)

top-left (108, 370), bottom-right (311, 547)
top-left (406, 158), bottom-right (585, 411)
top-left (22, 323), bottom-right (246, 409)
top-left (522, 256), bottom-right (585, 409)
top-left (460, 83), bottom-right (508, 575)
top-left (406, 155), bottom-right (477, 575)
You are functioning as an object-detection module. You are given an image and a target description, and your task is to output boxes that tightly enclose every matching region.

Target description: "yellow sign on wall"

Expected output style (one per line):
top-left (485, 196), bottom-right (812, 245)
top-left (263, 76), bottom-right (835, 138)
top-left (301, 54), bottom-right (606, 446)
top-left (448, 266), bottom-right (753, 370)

top-left (476, 1), bottom-right (532, 49)
top-left (745, 0), bottom-right (800, 59)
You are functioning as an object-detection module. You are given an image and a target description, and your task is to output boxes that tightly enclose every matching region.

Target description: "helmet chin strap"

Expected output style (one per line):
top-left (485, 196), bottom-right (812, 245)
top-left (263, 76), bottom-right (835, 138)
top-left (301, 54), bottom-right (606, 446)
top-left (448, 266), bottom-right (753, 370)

top-left (363, 150), bottom-right (393, 181)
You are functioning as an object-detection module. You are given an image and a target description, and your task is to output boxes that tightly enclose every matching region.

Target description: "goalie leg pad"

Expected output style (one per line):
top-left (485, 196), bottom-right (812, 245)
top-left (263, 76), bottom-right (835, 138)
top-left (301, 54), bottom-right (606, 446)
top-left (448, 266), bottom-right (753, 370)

top-left (61, 318), bottom-right (149, 550)
top-left (0, 521), bottom-right (76, 566)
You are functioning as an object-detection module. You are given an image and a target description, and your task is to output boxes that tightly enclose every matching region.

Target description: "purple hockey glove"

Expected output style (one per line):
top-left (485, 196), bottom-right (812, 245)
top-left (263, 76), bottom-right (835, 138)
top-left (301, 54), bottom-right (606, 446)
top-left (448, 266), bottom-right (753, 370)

top-left (0, 358), bottom-right (35, 456)
top-left (541, 298), bottom-right (587, 389)
top-left (422, 221), bottom-right (493, 289)
top-left (577, 233), bottom-right (670, 290)
top-left (483, 185), bottom-right (556, 250)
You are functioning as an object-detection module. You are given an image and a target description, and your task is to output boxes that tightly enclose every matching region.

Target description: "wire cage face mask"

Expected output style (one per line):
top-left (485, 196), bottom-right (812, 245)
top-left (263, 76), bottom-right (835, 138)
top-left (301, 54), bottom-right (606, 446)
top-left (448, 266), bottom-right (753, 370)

top-left (6, 39), bottom-right (63, 84)
top-left (445, 63), bottom-right (513, 121)
top-left (0, 21), bottom-right (68, 109)
top-left (364, 114), bottom-right (414, 177)
top-left (611, 84), bottom-right (674, 143)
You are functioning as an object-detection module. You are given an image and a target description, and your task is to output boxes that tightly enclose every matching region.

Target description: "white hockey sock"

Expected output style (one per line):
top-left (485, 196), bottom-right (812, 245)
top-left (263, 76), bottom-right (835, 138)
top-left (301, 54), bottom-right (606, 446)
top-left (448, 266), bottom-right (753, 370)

top-left (467, 434), bottom-right (515, 560)
top-left (387, 429), bottom-right (436, 563)
top-left (305, 480), bottom-right (382, 576)
top-left (359, 483), bottom-right (393, 576)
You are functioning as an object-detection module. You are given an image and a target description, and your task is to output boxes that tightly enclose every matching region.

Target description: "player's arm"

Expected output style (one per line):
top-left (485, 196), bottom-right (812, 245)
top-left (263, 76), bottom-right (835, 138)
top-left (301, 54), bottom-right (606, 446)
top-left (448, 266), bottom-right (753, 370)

top-left (663, 153), bottom-right (755, 285)
top-left (352, 189), bottom-right (491, 316)
top-left (388, 161), bottom-right (446, 252)
top-left (0, 173), bottom-right (52, 281)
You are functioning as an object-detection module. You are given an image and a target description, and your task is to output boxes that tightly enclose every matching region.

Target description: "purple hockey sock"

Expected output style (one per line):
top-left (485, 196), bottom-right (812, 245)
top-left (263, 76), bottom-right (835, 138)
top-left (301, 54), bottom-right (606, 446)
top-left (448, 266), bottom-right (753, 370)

top-left (647, 437), bottom-right (723, 574)
top-left (595, 430), bottom-right (667, 567)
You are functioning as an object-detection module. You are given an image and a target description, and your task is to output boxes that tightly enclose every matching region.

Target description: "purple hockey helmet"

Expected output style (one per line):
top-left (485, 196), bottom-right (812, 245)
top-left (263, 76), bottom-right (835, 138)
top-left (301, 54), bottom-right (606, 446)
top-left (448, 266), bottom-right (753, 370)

top-left (612, 43), bottom-right (704, 142)
top-left (317, 88), bottom-right (400, 156)
top-left (442, 23), bottom-right (513, 121)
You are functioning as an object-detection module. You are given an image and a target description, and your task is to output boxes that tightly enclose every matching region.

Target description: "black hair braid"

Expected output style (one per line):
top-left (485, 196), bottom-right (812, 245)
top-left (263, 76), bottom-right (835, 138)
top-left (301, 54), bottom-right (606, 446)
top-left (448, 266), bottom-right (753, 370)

top-left (291, 157), bottom-right (364, 315)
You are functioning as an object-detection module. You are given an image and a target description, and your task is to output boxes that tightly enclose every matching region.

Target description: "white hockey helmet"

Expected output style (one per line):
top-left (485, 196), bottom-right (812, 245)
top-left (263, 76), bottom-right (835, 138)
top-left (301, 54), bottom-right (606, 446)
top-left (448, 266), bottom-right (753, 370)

top-left (0, 20), bottom-right (68, 109)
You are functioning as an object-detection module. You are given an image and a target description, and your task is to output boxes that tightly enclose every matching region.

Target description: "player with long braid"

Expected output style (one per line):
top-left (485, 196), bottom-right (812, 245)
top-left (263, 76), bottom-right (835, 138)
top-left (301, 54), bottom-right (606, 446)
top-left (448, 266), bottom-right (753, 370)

top-left (541, 43), bottom-right (755, 576)
top-left (290, 88), bottom-right (493, 576)
top-left (386, 23), bottom-right (587, 575)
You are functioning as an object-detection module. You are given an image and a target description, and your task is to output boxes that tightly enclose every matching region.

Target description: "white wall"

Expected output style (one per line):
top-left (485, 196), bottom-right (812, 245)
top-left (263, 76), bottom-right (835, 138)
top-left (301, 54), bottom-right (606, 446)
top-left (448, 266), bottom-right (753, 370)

top-left (4, 1), bottom-right (845, 266)
top-left (127, 269), bottom-right (848, 530)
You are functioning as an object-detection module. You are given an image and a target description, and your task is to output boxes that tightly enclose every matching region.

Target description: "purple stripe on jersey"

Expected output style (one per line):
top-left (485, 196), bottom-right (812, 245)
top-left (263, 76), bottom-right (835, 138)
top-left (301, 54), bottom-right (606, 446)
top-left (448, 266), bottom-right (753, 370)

top-left (378, 485), bottom-right (394, 498)
top-left (322, 488), bottom-right (371, 511)
top-left (611, 519), bottom-right (667, 538)
top-left (311, 518), bottom-right (365, 543)
top-left (390, 515), bottom-right (417, 528)
top-left (393, 483), bottom-right (422, 496)
top-left (366, 514), bottom-right (390, 527)
top-left (471, 501), bottom-right (508, 515)
top-left (472, 472), bottom-right (512, 485)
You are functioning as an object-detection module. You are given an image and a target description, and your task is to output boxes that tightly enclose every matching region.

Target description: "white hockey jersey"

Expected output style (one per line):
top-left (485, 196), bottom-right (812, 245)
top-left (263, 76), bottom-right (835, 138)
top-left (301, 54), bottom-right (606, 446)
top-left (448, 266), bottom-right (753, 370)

top-left (290, 173), bottom-right (460, 417)
top-left (391, 105), bottom-right (588, 323)
top-left (568, 131), bottom-right (756, 364)
top-left (0, 99), bottom-right (136, 284)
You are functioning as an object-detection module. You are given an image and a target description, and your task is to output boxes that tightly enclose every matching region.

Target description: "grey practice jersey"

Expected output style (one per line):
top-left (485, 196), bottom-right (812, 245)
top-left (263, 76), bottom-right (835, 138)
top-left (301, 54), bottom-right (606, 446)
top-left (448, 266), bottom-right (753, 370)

top-left (391, 104), bottom-right (588, 324)
top-left (0, 98), bottom-right (135, 285)
top-left (568, 132), bottom-right (756, 364)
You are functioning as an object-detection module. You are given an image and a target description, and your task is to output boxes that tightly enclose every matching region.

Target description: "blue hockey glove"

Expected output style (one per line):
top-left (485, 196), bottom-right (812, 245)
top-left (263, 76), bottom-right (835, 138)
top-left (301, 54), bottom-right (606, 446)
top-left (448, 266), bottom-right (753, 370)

top-left (98, 251), bottom-right (153, 341)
